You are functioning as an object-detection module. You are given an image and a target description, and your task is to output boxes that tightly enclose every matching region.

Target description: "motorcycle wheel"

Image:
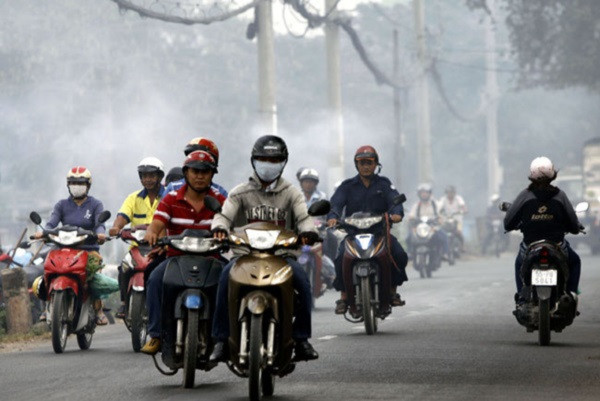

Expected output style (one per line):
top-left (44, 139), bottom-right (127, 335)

top-left (448, 243), bottom-right (456, 266)
top-left (183, 309), bottom-right (199, 388)
top-left (261, 370), bottom-right (275, 397)
top-left (249, 313), bottom-right (264, 401)
top-left (129, 292), bottom-right (147, 353)
top-left (538, 298), bottom-right (551, 346)
top-left (51, 291), bottom-right (69, 354)
top-left (361, 277), bottom-right (377, 335)
top-left (76, 330), bottom-right (93, 350)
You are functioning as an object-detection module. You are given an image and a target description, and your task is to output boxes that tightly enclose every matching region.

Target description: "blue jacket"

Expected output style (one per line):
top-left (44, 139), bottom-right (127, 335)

top-left (327, 174), bottom-right (404, 220)
top-left (163, 179), bottom-right (228, 199)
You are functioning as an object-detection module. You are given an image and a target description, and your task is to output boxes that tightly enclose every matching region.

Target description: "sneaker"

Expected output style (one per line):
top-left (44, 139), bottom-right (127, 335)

top-left (293, 340), bottom-right (318, 361)
top-left (334, 299), bottom-right (348, 315)
top-left (141, 337), bottom-right (161, 355)
top-left (209, 341), bottom-right (227, 363)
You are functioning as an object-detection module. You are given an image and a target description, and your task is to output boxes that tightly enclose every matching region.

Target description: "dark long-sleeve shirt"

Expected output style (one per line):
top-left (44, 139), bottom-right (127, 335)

top-left (503, 185), bottom-right (580, 245)
top-left (46, 196), bottom-right (106, 251)
top-left (327, 174), bottom-right (404, 220)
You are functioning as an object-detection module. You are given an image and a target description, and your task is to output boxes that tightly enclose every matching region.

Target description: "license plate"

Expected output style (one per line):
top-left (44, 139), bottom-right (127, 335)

top-left (531, 269), bottom-right (557, 286)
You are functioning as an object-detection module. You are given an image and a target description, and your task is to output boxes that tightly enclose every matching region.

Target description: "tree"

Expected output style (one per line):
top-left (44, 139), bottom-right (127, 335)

top-left (467, 0), bottom-right (600, 91)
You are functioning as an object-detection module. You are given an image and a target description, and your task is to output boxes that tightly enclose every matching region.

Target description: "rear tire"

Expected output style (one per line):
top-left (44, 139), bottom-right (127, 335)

top-left (249, 314), bottom-right (264, 401)
top-left (76, 331), bottom-right (93, 350)
top-left (361, 277), bottom-right (377, 335)
top-left (183, 309), bottom-right (199, 388)
top-left (538, 298), bottom-right (551, 346)
top-left (129, 292), bottom-right (147, 352)
top-left (51, 291), bottom-right (69, 354)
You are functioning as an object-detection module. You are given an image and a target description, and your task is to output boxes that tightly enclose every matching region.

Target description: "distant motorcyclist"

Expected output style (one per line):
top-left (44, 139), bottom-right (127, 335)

top-left (209, 135), bottom-right (319, 363)
top-left (504, 157), bottom-right (582, 307)
top-left (108, 157), bottom-right (166, 318)
top-left (163, 137), bottom-right (228, 198)
top-left (326, 145), bottom-right (408, 314)
top-left (480, 194), bottom-right (504, 254)
top-left (140, 151), bottom-right (226, 355)
top-left (297, 167), bottom-right (327, 208)
top-left (407, 183), bottom-right (450, 260)
top-left (438, 185), bottom-right (467, 250)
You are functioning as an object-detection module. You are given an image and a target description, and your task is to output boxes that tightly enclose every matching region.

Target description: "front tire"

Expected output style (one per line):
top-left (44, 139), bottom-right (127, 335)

top-left (183, 309), bottom-right (199, 388)
top-left (129, 292), bottom-right (147, 352)
top-left (361, 277), bottom-right (377, 335)
top-left (249, 314), bottom-right (264, 401)
top-left (51, 291), bottom-right (69, 354)
top-left (538, 298), bottom-right (551, 346)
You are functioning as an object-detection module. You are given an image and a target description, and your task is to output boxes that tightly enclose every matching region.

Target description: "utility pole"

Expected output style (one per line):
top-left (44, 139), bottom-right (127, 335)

top-left (414, 0), bottom-right (433, 184)
top-left (393, 29), bottom-right (404, 187)
top-left (485, 0), bottom-right (501, 198)
top-left (325, 0), bottom-right (344, 193)
top-left (257, 0), bottom-right (277, 134)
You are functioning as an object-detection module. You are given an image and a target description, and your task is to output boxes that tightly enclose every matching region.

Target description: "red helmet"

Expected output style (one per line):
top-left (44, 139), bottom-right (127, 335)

top-left (354, 145), bottom-right (379, 164)
top-left (183, 150), bottom-right (218, 173)
top-left (184, 137), bottom-right (219, 164)
top-left (67, 166), bottom-right (92, 185)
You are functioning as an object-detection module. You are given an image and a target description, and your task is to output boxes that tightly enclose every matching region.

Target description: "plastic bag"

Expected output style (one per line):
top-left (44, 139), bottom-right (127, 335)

top-left (89, 273), bottom-right (119, 299)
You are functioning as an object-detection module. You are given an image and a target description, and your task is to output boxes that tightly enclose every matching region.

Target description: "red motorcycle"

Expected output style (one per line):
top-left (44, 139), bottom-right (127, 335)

top-left (29, 210), bottom-right (111, 353)
top-left (116, 225), bottom-right (151, 352)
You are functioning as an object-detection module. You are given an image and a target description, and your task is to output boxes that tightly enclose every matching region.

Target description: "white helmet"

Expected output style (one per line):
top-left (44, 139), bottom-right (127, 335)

top-left (298, 168), bottom-right (319, 183)
top-left (529, 156), bottom-right (556, 180)
top-left (137, 156), bottom-right (165, 179)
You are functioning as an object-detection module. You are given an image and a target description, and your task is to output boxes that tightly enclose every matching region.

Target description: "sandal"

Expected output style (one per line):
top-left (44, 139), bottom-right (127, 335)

top-left (335, 299), bottom-right (348, 315)
top-left (96, 314), bottom-right (109, 326)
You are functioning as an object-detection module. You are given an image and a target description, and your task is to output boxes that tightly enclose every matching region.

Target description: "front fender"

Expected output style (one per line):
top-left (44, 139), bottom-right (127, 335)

top-left (49, 276), bottom-right (79, 296)
top-left (535, 286), bottom-right (553, 301)
top-left (128, 271), bottom-right (145, 292)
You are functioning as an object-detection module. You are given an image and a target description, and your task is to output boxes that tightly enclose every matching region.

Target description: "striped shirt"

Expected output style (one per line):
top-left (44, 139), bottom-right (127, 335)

top-left (154, 184), bottom-right (226, 256)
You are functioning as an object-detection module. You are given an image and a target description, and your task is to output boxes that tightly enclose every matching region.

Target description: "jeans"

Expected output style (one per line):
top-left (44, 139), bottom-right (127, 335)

top-left (146, 258), bottom-right (170, 339)
top-left (514, 241), bottom-right (581, 294)
top-left (333, 234), bottom-right (408, 292)
top-left (212, 257), bottom-right (312, 342)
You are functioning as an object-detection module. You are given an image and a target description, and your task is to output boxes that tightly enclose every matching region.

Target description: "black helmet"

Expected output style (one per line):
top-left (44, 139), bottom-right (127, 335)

top-left (251, 135), bottom-right (288, 161)
top-left (165, 167), bottom-right (184, 185)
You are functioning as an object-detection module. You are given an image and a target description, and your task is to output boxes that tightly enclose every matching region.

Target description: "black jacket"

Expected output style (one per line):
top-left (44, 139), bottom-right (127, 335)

top-left (503, 185), bottom-right (580, 245)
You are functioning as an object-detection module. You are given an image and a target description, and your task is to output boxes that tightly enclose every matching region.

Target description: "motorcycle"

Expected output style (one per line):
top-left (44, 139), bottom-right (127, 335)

top-left (334, 194), bottom-right (406, 335)
top-left (297, 219), bottom-right (334, 308)
top-left (500, 201), bottom-right (587, 346)
top-left (116, 225), bottom-right (151, 352)
top-left (410, 216), bottom-right (443, 279)
top-left (29, 210), bottom-right (111, 353)
top-left (151, 228), bottom-right (224, 388)
top-left (221, 199), bottom-right (330, 401)
top-left (441, 212), bottom-right (462, 265)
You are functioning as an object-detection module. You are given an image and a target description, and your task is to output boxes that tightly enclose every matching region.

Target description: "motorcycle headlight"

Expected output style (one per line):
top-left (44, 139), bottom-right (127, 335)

top-left (49, 231), bottom-right (88, 246)
top-left (345, 216), bottom-right (382, 230)
top-left (170, 237), bottom-right (219, 253)
top-left (245, 229), bottom-right (280, 250)
top-left (354, 234), bottom-right (374, 251)
top-left (416, 224), bottom-right (432, 238)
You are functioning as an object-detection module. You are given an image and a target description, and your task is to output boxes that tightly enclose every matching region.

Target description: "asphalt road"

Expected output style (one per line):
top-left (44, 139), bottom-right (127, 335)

top-left (3, 252), bottom-right (600, 401)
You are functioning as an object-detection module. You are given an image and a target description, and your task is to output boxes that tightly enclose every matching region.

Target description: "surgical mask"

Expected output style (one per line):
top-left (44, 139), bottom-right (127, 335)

top-left (68, 185), bottom-right (88, 199)
top-left (253, 160), bottom-right (286, 183)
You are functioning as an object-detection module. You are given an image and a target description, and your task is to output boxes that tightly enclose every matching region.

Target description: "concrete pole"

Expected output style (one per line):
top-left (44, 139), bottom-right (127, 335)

top-left (485, 0), bottom-right (501, 198)
top-left (257, 0), bottom-right (277, 134)
top-left (393, 29), bottom-right (404, 187)
top-left (1, 268), bottom-right (32, 334)
top-left (325, 0), bottom-right (344, 193)
top-left (414, 0), bottom-right (433, 184)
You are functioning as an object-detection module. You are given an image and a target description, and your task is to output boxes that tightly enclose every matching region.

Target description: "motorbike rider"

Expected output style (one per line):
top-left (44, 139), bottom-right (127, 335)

top-left (163, 137), bottom-right (228, 198)
top-left (209, 135), bottom-right (319, 363)
top-left (438, 185), bottom-right (468, 250)
top-left (326, 145), bottom-right (409, 314)
top-left (297, 167), bottom-right (327, 208)
top-left (164, 167), bottom-right (184, 186)
top-left (33, 166), bottom-right (115, 325)
top-left (139, 150), bottom-right (226, 355)
top-left (108, 157), bottom-right (166, 318)
top-left (504, 157), bottom-right (582, 307)
top-left (407, 183), bottom-right (450, 260)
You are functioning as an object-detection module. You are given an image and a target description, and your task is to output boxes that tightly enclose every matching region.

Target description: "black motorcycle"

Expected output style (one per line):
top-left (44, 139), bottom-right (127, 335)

top-left (410, 216), bottom-right (443, 278)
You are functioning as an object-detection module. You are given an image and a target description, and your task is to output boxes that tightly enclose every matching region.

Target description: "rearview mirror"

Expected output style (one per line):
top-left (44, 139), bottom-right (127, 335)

top-left (98, 210), bottom-right (111, 224)
top-left (19, 241), bottom-right (31, 249)
top-left (393, 194), bottom-right (407, 205)
top-left (575, 201), bottom-right (589, 213)
top-left (308, 200), bottom-right (331, 216)
top-left (204, 196), bottom-right (223, 213)
top-left (499, 202), bottom-right (511, 212)
top-left (30, 211), bottom-right (42, 225)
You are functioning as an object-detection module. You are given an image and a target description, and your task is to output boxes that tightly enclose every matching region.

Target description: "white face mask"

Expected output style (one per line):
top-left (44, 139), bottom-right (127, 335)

top-left (253, 160), bottom-right (286, 183)
top-left (68, 185), bottom-right (88, 199)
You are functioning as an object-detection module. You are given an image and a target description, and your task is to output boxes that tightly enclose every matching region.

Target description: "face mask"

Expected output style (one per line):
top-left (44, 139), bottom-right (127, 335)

top-left (253, 160), bottom-right (286, 183)
top-left (69, 185), bottom-right (88, 199)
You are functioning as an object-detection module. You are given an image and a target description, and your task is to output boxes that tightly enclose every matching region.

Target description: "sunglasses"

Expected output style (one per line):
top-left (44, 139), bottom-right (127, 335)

top-left (357, 159), bottom-right (375, 166)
